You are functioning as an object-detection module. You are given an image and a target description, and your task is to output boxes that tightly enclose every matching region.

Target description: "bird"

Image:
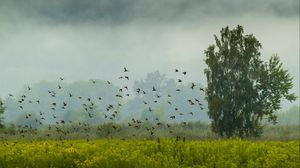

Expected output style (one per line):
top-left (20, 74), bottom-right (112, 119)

top-left (124, 67), bottom-right (128, 72)
top-left (175, 69), bottom-right (179, 72)
top-left (59, 77), bottom-right (64, 81)
top-left (182, 71), bottom-right (187, 75)
top-left (152, 87), bottom-right (156, 91)
top-left (191, 83), bottom-right (196, 90)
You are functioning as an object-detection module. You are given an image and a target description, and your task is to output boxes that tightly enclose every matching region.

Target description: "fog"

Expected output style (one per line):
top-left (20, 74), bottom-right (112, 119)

top-left (0, 0), bottom-right (299, 111)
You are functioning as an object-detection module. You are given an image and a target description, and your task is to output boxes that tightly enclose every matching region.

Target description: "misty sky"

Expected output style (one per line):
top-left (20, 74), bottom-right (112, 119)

top-left (0, 0), bottom-right (299, 109)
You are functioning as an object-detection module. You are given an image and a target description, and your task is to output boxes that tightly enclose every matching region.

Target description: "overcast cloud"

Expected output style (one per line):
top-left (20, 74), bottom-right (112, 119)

top-left (0, 0), bottom-right (299, 109)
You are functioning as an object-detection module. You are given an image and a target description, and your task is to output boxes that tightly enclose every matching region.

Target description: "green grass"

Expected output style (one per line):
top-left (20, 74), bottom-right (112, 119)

top-left (0, 139), bottom-right (299, 168)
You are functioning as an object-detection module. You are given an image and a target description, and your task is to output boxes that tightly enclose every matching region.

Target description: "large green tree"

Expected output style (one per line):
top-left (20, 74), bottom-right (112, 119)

top-left (204, 25), bottom-right (296, 137)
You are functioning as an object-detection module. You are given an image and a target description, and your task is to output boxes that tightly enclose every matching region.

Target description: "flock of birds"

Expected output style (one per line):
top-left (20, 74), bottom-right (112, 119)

top-left (1, 67), bottom-right (206, 140)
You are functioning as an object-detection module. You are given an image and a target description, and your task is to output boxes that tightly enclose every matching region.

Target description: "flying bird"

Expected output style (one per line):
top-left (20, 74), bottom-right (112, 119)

top-left (191, 83), bottom-right (196, 90)
top-left (152, 87), bottom-right (156, 91)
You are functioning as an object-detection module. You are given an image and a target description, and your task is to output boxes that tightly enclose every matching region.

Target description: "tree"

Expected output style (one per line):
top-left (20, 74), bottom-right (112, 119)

top-left (204, 25), bottom-right (296, 137)
top-left (0, 98), bottom-right (5, 129)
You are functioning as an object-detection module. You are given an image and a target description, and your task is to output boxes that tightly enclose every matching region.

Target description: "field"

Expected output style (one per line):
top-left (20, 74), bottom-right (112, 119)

top-left (0, 139), bottom-right (299, 168)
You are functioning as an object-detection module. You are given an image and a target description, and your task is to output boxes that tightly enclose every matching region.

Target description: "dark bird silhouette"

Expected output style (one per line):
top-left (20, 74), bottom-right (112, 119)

top-left (60, 77), bottom-right (64, 81)
top-left (182, 71), bottom-right (187, 75)
top-left (191, 83), bottom-right (196, 90)
top-left (200, 88), bottom-right (205, 91)
top-left (125, 76), bottom-right (129, 80)
top-left (175, 69), bottom-right (179, 72)
top-left (124, 67), bottom-right (128, 72)
top-left (178, 79), bottom-right (182, 83)
top-left (152, 87), bottom-right (156, 91)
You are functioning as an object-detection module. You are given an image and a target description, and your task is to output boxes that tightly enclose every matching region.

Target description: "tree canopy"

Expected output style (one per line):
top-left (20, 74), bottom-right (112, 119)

top-left (204, 25), bottom-right (296, 137)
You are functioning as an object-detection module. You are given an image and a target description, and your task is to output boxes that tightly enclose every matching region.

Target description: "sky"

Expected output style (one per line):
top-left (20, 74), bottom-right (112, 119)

top-left (0, 0), bottom-right (299, 109)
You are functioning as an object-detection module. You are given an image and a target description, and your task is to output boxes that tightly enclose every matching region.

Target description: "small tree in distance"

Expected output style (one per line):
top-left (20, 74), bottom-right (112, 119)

top-left (0, 98), bottom-right (5, 129)
top-left (204, 25), bottom-right (296, 138)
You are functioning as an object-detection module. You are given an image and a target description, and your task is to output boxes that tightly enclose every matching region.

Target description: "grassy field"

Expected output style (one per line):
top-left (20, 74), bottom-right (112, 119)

top-left (0, 139), bottom-right (299, 168)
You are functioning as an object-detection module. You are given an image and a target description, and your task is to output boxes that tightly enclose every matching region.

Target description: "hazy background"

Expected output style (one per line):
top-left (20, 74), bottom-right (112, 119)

top-left (0, 0), bottom-right (299, 111)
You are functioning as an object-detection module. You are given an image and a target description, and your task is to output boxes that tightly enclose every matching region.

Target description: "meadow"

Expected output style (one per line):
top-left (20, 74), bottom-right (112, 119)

top-left (0, 139), bottom-right (299, 168)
